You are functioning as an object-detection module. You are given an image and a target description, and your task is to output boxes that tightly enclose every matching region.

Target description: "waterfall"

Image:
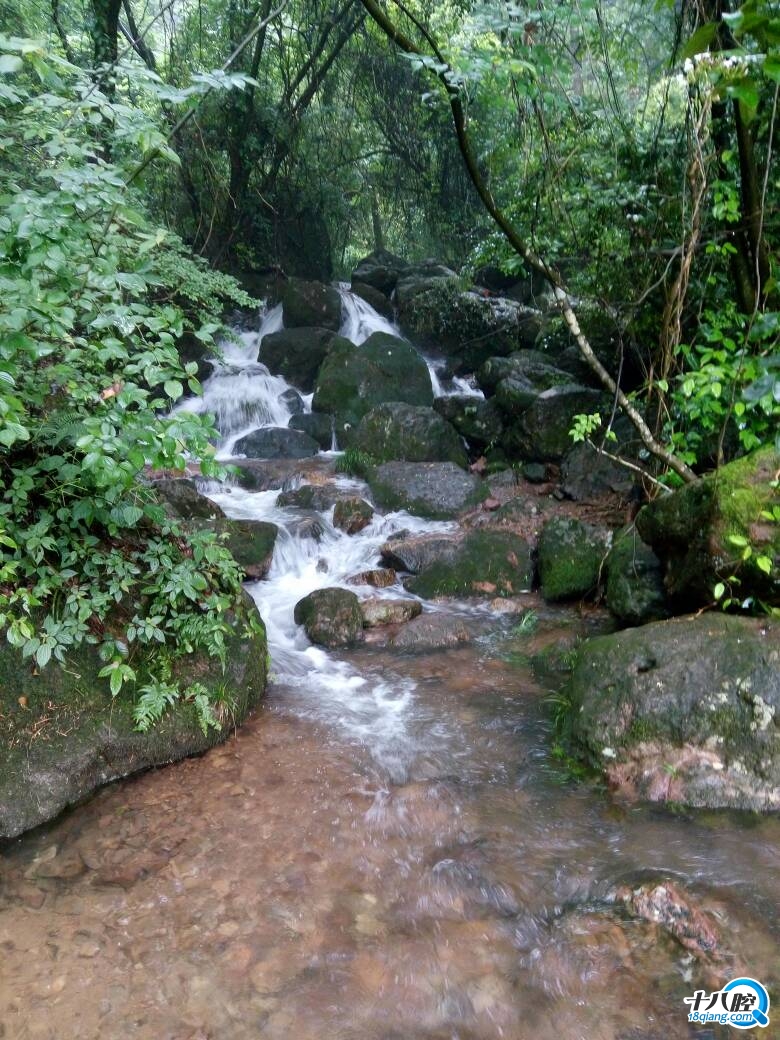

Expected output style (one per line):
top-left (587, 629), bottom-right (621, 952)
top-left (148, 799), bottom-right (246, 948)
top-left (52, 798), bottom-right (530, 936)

top-left (177, 285), bottom-right (483, 460)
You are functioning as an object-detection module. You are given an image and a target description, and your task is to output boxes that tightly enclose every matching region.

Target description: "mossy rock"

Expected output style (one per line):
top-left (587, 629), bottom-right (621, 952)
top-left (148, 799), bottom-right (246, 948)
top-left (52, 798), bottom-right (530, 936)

top-left (355, 402), bottom-right (467, 467)
top-left (293, 587), bottom-right (363, 648)
top-left (636, 447), bottom-right (780, 606)
top-left (312, 332), bottom-right (433, 442)
top-left (433, 396), bottom-right (505, 450)
top-left (406, 529), bottom-right (533, 598)
top-left (564, 614), bottom-right (780, 811)
top-left (0, 594), bottom-right (268, 839)
top-left (538, 517), bottom-right (612, 602)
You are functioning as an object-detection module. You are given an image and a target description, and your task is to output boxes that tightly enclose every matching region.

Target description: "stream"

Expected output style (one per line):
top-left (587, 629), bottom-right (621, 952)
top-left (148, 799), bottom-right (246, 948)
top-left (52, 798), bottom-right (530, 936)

top-left (1, 291), bottom-right (778, 1040)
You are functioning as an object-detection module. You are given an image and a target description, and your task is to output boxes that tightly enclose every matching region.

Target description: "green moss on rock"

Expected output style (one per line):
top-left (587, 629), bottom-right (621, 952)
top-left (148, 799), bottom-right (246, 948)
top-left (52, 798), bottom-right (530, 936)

top-left (636, 446), bottom-right (780, 606)
top-left (0, 594), bottom-right (268, 839)
top-left (538, 517), bottom-right (612, 602)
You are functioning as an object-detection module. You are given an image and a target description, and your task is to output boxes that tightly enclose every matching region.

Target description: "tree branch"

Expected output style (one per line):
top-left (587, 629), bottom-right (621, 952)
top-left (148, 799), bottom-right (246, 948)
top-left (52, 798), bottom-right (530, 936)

top-left (356, 0), bottom-right (698, 483)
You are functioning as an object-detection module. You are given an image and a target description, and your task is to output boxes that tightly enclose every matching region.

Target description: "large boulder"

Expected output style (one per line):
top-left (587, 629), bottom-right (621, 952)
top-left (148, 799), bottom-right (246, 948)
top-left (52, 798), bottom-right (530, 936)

top-left (394, 259), bottom-right (457, 307)
top-left (399, 282), bottom-right (543, 370)
top-left (369, 461), bottom-right (488, 520)
top-left (538, 517), bottom-right (612, 602)
top-left (351, 249), bottom-right (410, 296)
top-left (282, 278), bottom-right (342, 331)
top-left (605, 528), bottom-right (668, 625)
top-left (0, 596), bottom-right (268, 839)
top-left (312, 332), bottom-right (433, 441)
top-left (511, 386), bottom-right (610, 462)
top-left (433, 396), bottom-right (504, 450)
top-left (355, 403), bottom-right (467, 467)
top-left (260, 327), bottom-right (336, 392)
top-left (636, 447), bottom-right (780, 607)
top-left (405, 529), bottom-right (533, 598)
top-left (233, 426), bottom-right (320, 459)
top-left (293, 587), bottom-right (364, 648)
top-left (565, 614), bottom-right (780, 811)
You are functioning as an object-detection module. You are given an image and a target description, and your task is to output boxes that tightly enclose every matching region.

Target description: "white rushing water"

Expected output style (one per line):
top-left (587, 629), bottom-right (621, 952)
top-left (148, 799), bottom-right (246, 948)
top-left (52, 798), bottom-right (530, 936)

top-left (208, 479), bottom-right (455, 778)
top-left (178, 285), bottom-right (483, 458)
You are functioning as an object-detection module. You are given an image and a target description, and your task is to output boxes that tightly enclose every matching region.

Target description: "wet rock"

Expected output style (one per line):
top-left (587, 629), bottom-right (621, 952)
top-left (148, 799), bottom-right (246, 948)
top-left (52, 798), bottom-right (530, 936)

top-left (636, 446), bottom-right (780, 607)
top-left (312, 332), bottom-right (433, 442)
top-left (406, 529), bottom-right (534, 599)
top-left (0, 594), bottom-right (268, 839)
top-left (605, 528), bottom-right (668, 625)
top-left (538, 517), bottom-right (612, 602)
top-left (260, 327), bottom-right (336, 393)
top-left (360, 598), bottom-right (423, 628)
top-left (151, 477), bottom-right (225, 520)
top-left (351, 249), bottom-right (410, 296)
top-left (279, 387), bottom-right (305, 415)
top-left (369, 461), bottom-right (487, 520)
top-left (277, 482), bottom-right (342, 510)
top-left (288, 412), bottom-right (334, 451)
top-left (355, 403), bottom-right (467, 467)
top-left (293, 588), bottom-right (364, 648)
top-left (566, 613), bottom-right (780, 811)
top-left (346, 568), bottom-right (398, 588)
top-left (234, 426), bottom-right (320, 459)
top-left (380, 534), bottom-right (462, 574)
top-left (610, 877), bottom-right (721, 960)
top-left (333, 497), bottom-right (374, 535)
top-left (432, 396), bottom-right (504, 450)
top-left (389, 614), bottom-right (471, 651)
top-left (394, 259), bottom-right (458, 307)
top-left (25, 846), bottom-right (86, 881)
top-left (351, 280), bottom-right (395, 319)
top-left (281, 278), bottom-right (342, 331)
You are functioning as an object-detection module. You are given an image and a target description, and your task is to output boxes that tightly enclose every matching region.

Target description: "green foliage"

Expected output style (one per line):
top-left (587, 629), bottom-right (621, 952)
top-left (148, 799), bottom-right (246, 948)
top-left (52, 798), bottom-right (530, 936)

top-left (335, 447), bottom-right (375, 478)
top-left (669, 304), bottom-right (780, 467)
top-left (0, 38), bottom-right (257, 727)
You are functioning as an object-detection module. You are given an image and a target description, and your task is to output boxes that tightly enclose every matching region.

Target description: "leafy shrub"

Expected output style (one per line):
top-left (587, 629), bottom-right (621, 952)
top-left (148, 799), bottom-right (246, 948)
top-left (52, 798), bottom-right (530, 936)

top-left (0, 38), bottom-right (260, 727)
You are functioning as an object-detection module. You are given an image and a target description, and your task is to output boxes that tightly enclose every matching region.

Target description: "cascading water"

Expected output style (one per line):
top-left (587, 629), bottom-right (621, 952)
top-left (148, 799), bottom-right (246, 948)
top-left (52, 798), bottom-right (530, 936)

top-left (207, 478), bottom-right (456, 780)
top-left (177, 285), bottom-right (483, 460)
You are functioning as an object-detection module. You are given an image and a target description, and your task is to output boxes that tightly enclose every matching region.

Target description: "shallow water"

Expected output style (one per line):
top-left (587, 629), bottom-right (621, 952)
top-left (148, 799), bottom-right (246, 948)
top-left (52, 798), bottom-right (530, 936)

top-left (3, 295), bottom-right (778, 1039)
top-left (2, 486), bottom-right (779, 1039)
